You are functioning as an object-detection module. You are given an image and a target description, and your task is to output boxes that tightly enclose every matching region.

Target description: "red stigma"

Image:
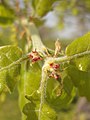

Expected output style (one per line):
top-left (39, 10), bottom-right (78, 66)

top-left (53, 64), bottom-right (60, 69)
top-left (28, 51), bottom-right (43, 62)
top-left (50, 63), bottom-right (60, 70)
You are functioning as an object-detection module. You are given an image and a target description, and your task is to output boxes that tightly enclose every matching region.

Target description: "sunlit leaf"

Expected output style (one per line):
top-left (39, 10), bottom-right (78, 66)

top-left (0, 45), bottom-right (22, 93)
top-left (66, 32), bottom-right (90, 72)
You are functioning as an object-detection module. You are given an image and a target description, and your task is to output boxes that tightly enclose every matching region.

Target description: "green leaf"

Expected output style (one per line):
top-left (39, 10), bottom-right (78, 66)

top-left (23, 102), bottom-right (57, 120)
top-left (20, 60), bottom-right (76, 120)
top-left (0, 4), bottom-right (15, 25)
top-left (18, 58), bottom-right (76, 120)
top-left (32, 0), bottom-right (58, 17)
top-left (19, 62), bottom-right (58, 120)
top-left (46, 71), bottom-right (76, 111)
top-left (67, 65), bottom-right (90, 101)
top-left (65, 32), bottom-right (90, 72)
top-left (25, 65), bottom-right (75, 108)
top-left (18, 62), bottom-right (42, 120)
top-left (0, 45), bottom-right (22, 93)
top-left (23, 89), bottom-right (57, 120)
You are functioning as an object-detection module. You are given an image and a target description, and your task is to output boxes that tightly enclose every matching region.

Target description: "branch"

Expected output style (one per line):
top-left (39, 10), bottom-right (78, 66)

top-left (38, 66), bottom-right (48, 120)
top-left (46, 50), bottom-right (90, 63)
top-left (0, 50), bottom-right (90, 72)
top-left (0, 55), bottom-right (29, 72)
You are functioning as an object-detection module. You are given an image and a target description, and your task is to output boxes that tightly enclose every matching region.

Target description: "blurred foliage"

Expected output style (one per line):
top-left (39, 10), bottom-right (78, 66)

top-left (0, 0), bottom-right (90, 120)
top-left (0, 91), bottom-right (21, 120)
top-left (0, 4), bottom-right (15, 25)
top-left (0, 0), bottom-right (90, 44)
